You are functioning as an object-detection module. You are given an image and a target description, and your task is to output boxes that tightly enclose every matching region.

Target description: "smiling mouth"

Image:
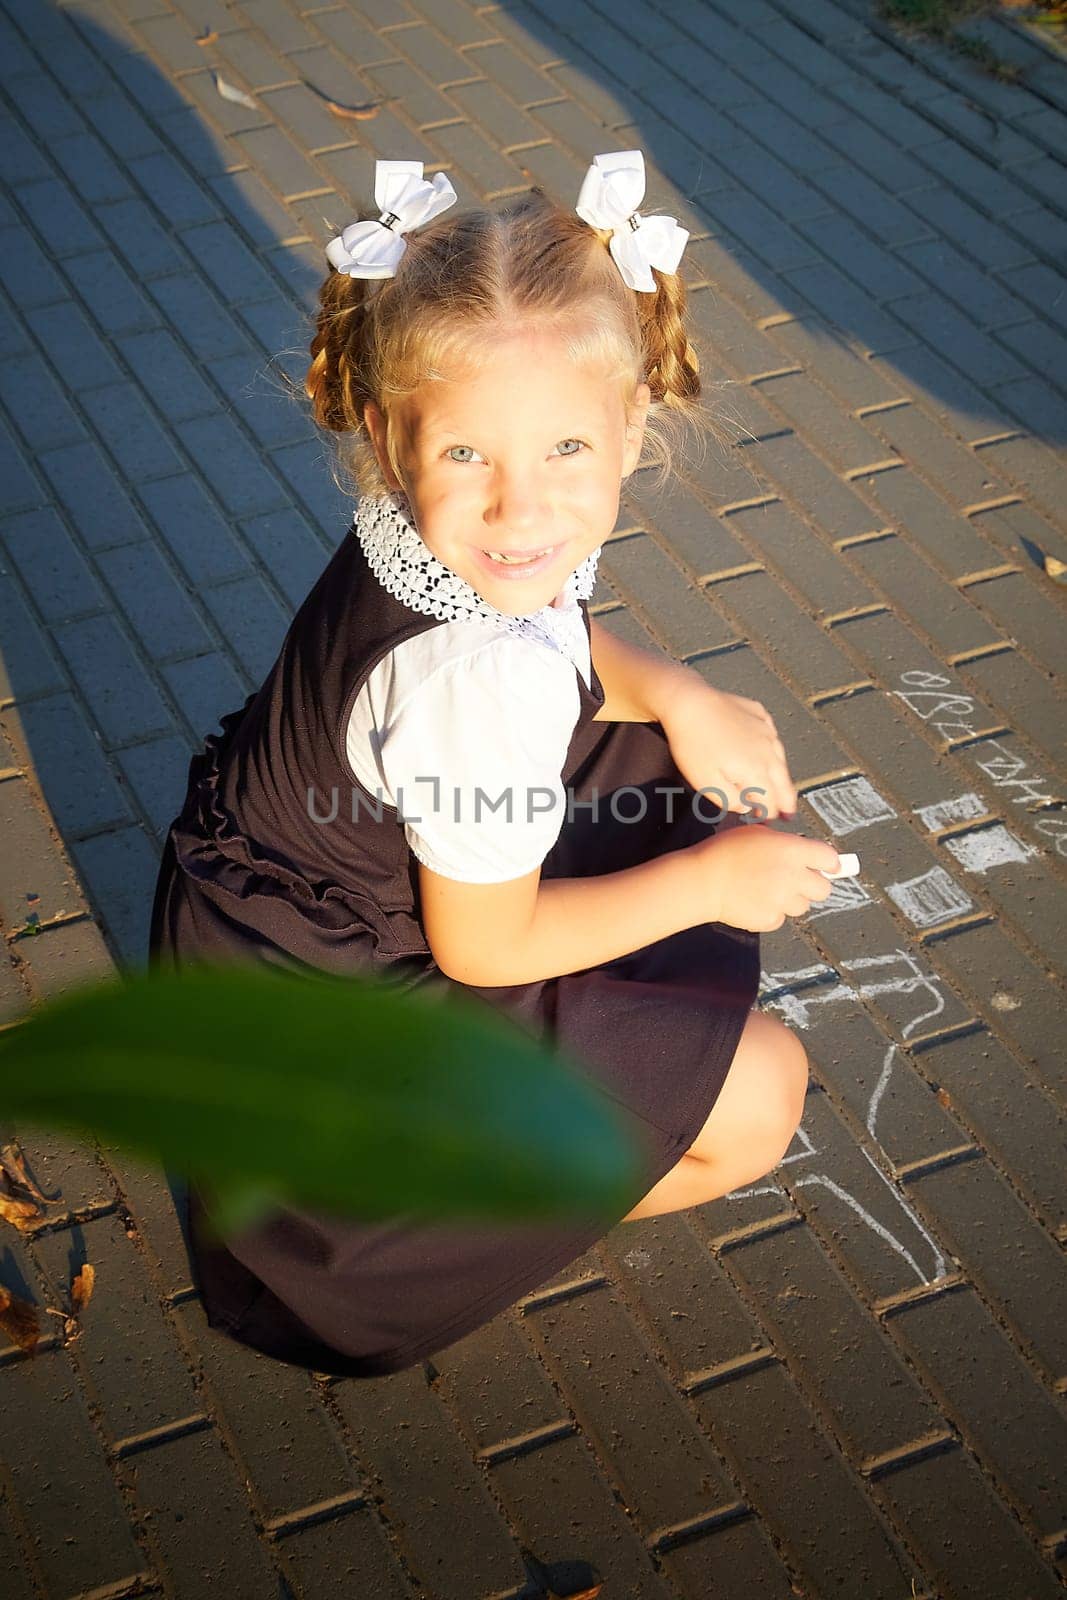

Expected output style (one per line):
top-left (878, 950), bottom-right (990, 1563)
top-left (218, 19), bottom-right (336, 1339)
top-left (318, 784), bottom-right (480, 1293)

top-left (483, 547), bottom-right (555, 564)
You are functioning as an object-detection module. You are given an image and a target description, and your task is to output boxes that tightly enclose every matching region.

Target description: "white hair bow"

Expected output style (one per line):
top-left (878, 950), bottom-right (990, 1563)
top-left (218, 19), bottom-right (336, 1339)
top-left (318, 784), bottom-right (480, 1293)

top-left (326, 160), bottom-right (458, 279)
top-left (574, 150), bottom-right (689, 293)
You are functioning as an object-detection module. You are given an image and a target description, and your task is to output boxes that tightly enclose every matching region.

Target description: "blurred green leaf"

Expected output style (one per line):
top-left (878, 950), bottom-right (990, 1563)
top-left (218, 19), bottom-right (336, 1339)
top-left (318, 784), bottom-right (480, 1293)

top-left (0, 964), bottom-right (642, 1237)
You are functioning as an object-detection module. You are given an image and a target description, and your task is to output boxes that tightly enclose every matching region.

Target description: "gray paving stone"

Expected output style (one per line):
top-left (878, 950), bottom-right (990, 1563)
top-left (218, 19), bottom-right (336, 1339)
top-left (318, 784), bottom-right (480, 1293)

top-left (50, 128), bottom-right (135, 203)
top-left (140, 471), bottom-right (253, 584)
top-left (0, 351), bottom-right (87, 452)
top-left (960, 571), bottom-right (1065, 677)
top-left (85, 379), bottom-right (183, 480)
top-left (423, 117), bottom-right (526, 195)
top-left (768, 318), bottom-right (909, 414)
top-left (713, 571), bottom-right (866, 699)
top-left (1, 691), bottom-right (133, 834)
top-left (998, 374), bottom-right (1067, 444)
top-left (903, 183), bottom-right (1032, 270)
top-left (0, 222), bottom-right (78, 308)
top-left (860, 467), bottom-right (1012, 576)
top-left (0, 417), bottom-right (47, 515)
top-left (700, 189), bottom-right (816, 275)
top-left (148, 270), bottom-right (256, 361)
top-left (599, 534), bottom-right (738, 661)
top-left (23, 299), bottom-right (125, 393)
top-left (817, 117), bottom-right (934, 193)
top-left (232, 123), bottom-right (330, 204)
top-left (462, 39), bottom-right (558, 106)
top-left (8, 71), bottom-right (88, 145)
top-left (95, 540), bottom-right (214, 661)
top-left (67, 247), bottom-right (161, 336)
top-left (1, 1349), bottom-right (146, 1599)
top-left (958, 646), bottom-right (1064, 757)
top-left (996, 316), bottom-right (1067, 392)
top-left (179, 218), bottom-right (281, 306)
top-left (176, 411), bottom-right (288, 516)
top-left (115, 328), bottom-right (219, 424)
top-left (729, 501), bottom-right (877, 616)
top-left (53, 613), bottom-right (173, 745)
top-left (268, 434), bottom-right (349, 530)
top-left (363, 56), bottom-right (458, 127)
top-left (0, 776), bottom-right (84, 931)
top-left (972, 434), bottom-right (1067, 527)
top-left (754, 372), bottom-right (890, 473)
top-left (34, 1209), bottom-right (200, 1439)
top-left (448, 77), bottom-right (545, 148)
top-left (1, 505), bottom-right (107, 624)
top-left (37, 438), bottom-right (150, 551)
top-left (14, 179), bottom-right (108, 256)
top-left (69, 821), bottom-right (160, 965)
top-left (860, 402), bottom-right (1001, 507)
top-left (783, 260), bottom-right (912, 355)
top-left (744, 432), bottom-right (880, 543)
top-left (306, 6), bottom-right (397, 66)
top-left (0, 113), bottom-right (54, 186)
top-left (207, 165), bottom-right (304, 246)
top-left (209, 25), bottom-right (296, 94)
top-left (872, 342), bottom-right (1015, 443)
top-left (916, 138), bottom-right (1034, 220)
top-left (238, 503), bottom-right (328, 606)
top-left (255, 82), bottom-right (355, 154)
top-left (133, 9), bottom-right (209, 72)
top-left (0, 572), bottom-right (66, 703)
top-left (201, 574), bottom-right (291, 681)
top-left (92, 194), bottom-right (187, 281)
top-left (117, 732), bottom-right (194, 837)
top-left (126, 148), bottom-right (221, 229)
top-left (847, 536), bottom-right (1003, 658)
top-left (163, 650), bottom-right (249, 738)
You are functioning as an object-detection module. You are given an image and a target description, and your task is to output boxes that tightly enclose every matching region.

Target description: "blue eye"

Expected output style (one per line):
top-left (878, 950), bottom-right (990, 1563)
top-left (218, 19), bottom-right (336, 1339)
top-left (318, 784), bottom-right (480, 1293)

top-left (447, 445), bottom-right (481, 463)
top-left (555, 439), bottom-right (585, 456)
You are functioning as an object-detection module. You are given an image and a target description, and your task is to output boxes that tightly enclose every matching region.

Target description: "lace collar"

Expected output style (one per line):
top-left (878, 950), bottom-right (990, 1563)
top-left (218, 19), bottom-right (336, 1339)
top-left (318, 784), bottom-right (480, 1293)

top-left (352, 491), bottom-right (601, 633)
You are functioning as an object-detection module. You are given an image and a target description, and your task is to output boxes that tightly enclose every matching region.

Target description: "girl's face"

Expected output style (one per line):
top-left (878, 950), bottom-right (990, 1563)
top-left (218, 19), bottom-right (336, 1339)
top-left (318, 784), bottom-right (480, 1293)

top-left (364, 327), bottom-right (650, 615)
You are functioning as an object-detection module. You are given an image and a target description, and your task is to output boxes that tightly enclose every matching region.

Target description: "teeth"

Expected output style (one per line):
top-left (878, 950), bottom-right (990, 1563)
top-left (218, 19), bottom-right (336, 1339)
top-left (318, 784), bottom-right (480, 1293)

top-left (485, 549), bottom-right (550, 564)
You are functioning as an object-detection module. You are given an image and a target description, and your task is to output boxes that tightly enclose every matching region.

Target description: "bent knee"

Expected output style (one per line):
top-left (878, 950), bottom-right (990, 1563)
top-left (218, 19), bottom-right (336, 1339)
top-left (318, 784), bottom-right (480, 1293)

top-left (738, 1013), bottom-right (809, 1159)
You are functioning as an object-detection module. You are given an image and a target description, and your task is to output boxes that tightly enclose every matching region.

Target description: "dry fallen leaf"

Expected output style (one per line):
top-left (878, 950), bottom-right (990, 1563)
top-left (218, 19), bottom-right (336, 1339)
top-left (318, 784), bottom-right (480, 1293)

top-left (71, 1263), bottom-right (95, 1316)
top-left (1, 1138), bottom-right (48, 1203)
top-left (324, 96), bottom-right (381, 122)
top-left (1044, 553), bottom-right (1066, 584)
top-left (0, 1192), bottom-right (42, 1231)
top-left (197, 28), bottom-right (219, 45)
top-left (0, 1284), bottom-right (42, 1355)
top-left (213, 72), bottom-right (258, 110)
top-left (936, 1088), bottom-right (953, 1109)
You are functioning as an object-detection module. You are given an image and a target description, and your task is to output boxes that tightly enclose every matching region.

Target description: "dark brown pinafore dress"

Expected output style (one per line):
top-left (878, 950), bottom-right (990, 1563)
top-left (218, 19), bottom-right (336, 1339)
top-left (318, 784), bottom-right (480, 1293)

top-left (149, 525), bottom-right (759, 1378)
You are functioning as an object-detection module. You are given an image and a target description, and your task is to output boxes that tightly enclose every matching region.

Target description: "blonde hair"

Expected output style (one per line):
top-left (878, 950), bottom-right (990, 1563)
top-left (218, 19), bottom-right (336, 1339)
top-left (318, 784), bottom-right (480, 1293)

top-left (305, 187), bottom-right (710, 497)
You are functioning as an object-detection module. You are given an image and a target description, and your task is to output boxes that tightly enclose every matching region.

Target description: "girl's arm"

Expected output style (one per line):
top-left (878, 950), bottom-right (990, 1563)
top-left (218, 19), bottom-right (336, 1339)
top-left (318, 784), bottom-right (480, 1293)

top-left (589, 616), bottom-right (697, 722)
top-left (419, 848), bottom-right (703, 987)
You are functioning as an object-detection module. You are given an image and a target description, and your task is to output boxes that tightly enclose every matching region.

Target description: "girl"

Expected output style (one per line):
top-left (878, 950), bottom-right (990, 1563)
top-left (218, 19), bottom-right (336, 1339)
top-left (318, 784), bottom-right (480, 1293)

top-left (150, 152), bottom-right (842, 1379)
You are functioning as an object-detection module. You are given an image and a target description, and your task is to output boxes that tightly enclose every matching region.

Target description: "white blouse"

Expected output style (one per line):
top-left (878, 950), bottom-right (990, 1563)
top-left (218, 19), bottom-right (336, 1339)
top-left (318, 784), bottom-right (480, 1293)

top-left (344, 494), bottom-right (600, 884)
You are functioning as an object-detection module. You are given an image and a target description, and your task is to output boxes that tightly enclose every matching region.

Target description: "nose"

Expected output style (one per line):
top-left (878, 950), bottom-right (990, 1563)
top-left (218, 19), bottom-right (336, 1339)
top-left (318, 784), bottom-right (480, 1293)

top-left (482, 465), bottom-right (547, 538)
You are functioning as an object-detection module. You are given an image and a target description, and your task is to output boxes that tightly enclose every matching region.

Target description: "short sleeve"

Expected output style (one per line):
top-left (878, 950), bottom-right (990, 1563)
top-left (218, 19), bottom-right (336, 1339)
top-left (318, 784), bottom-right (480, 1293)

top-left (356, 632), bottom-right (581, 883)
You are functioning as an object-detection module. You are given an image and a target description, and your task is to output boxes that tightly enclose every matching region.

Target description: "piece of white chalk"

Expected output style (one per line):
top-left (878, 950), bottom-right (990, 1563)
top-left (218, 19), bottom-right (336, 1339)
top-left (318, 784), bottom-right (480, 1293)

top-left (821, 852), bottom-right (860, 880)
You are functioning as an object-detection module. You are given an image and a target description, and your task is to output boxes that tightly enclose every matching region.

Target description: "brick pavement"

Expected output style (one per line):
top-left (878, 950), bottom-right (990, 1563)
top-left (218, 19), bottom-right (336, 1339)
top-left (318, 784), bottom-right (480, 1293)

top-left (1, 0), bottom-right (1065, 1595)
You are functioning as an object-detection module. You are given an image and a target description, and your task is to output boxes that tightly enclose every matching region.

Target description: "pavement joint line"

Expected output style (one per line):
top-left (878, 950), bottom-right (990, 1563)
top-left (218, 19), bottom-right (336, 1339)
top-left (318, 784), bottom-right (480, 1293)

top-left (681, 640), bottom-right (749, 664)
top-left (60, 1573), bottom-right (156, 1600)
top-left (710, 1209), bottom-right (801, 1253)
top-left (6, 911), bottom-right (93, 945)
top-left (954, 563), bottom-right (1023, 585)
top-left (262, 1488), bottom-right (371, 1536)
top-left (842, 456), bottom-right (904, 479)
top-left (111, 1414), bottom-right (212, 1459)
top-left (697, 562), bottom-right (766, 584)
top-left (860, 1429), bottom-right (959, 1481)
top-left (796, 767), bottom-right (866, 792)
top-left (972, 430), bottom-right (1026, 449)
top-left (945, 639), bottom-right (1017, 666)
top-left (717, 493), bottom-right (780, 515)
top-left (941, 723), bottom-right (1012, 751)
top-left (755, 312), bottom-right (798, 330)
top-left (806, 680), bottom-right (877, 708)
top-left (647, 1497), bottom-right (751, 1552)
top-left (891, 1143), bottom-right (982, 1183)
top-left (1040, 1528), bottom-right (1067, 1559)
top-left (917, 910), bottom-right (998, 943)
top-left (0, 1331), bottom-right (62, 1366)
top-left (835, 527), bottom-right (895, 549)
top-left (749, 364), bottom-right (804, 382)
top-left (855, 398), bottom-right (913, 418)
top-left (0, 766), bottom-right (24, 783)
top-left (876, 1273), bottom-right (970, 1320)
top-left (682, 1346), bottom-right (779, 1395)
top-left (963, 493), bottom-right (1024, 516)
top-left (474, 1420), bottom-right (576, 1467)
top-left (900, 1017), bottom-right (988, 1053)
top-left (19, 1199), bottom-right (120, 1238)
top-left (517, 1272), bottom-right (606, 1312)
top-left (824, 603), bottom-right (891, 626)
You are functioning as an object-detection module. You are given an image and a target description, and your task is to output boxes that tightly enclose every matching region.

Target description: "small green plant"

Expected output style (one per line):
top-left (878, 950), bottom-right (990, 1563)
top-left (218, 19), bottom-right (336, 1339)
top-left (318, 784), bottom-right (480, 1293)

top-left (0, 964), bottom-right (644, 1240)
top-left (878, 0), bottom-right (1027, 78)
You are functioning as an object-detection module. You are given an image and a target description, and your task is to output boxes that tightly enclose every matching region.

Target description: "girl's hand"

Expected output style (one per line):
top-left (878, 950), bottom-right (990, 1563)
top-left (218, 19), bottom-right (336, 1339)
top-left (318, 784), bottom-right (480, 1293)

top-left (661, 682), bottom-right (797, 820)
top-left (692, 824), bottom-right (841, 932)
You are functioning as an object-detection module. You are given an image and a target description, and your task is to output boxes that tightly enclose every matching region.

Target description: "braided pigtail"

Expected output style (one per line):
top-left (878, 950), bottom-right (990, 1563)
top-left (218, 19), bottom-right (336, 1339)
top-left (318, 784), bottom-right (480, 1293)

top-left (637, 269), bottom-right (700, 410)
top-left (306, 268), bottom-right (374, 435)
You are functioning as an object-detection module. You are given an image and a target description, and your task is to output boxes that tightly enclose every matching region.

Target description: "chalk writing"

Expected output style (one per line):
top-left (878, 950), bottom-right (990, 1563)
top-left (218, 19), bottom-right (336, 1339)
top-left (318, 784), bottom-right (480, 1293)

top-left (891, 670), bottom-right (1066, 857)
top-left (914, 792), bottom-right (986, 831)
top-left (942, 824), bottom-right (1037, 873)
top-left (806, 776), bottom-right (897, 835)
top-left (886, 865), bottom-right (973, 927)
